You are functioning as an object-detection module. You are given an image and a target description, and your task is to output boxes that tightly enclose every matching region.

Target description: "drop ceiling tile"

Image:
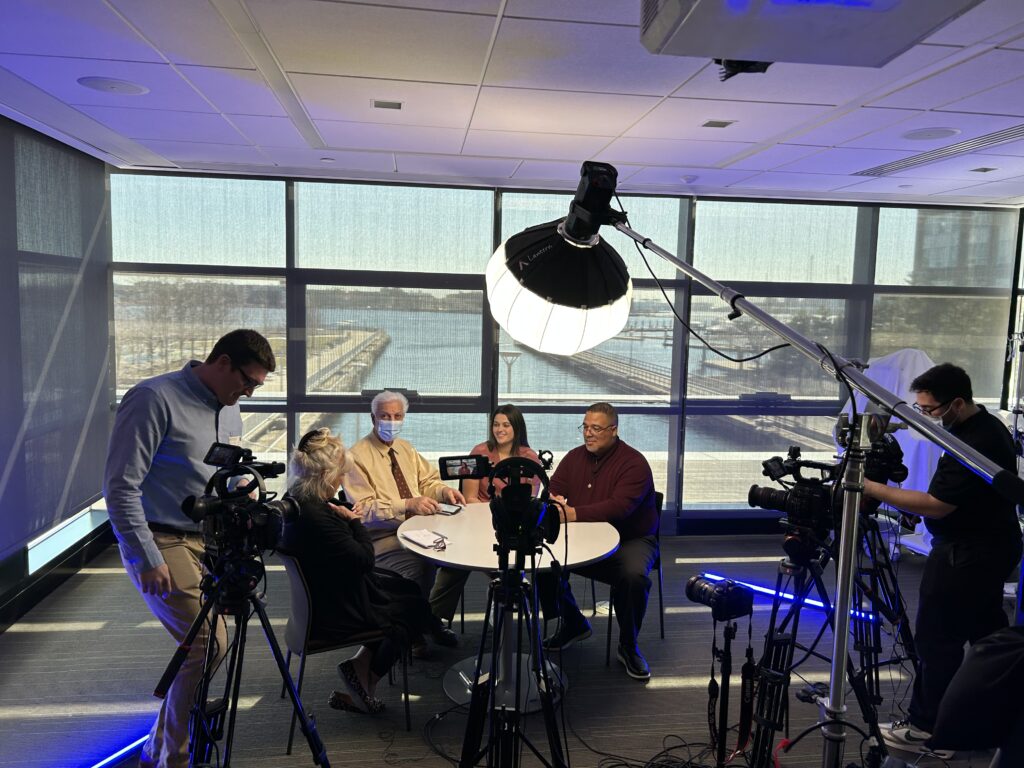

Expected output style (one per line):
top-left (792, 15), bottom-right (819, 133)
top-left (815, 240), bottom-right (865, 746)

top-left (264, 146), bottom-right (395, 172)
top-left (790, 107), bottom-right (919, 147)
top-left (831, 176), bottom-right (984, 195)
top-left (395, 154), bottom-right (521, 177)
top-left (930, 177), bottom-right (1024, 197)
top-left (923, 0), bottom-right (1024, 45)
top-left (869, 49), bottom-right (1024, 110)
top-left (842, 111), bottom-right (1023, 150)
top-left (625, 98), bottom-right (834, 143)
top-left (231, 115), bottom-right (307, 148)
top-left (472, 88), bottom-right (659, 135)
top-left (938, 75), bottom-right (1024, 117)
top-left (112, 0), bottom-right (254, 67)
top-left (729, 171), bottom-right (863, 192)
top-left (624, 166), bottom-right (757, 187)
top-left (777, 147), bottom-right (917, 175)
top-left (317, 120), bottom-right (465, 153)
top-left (292, 73), bottom-right (477, 127)
top-left (463, 130), bottom-right (612, 161)
top-left (676, 44), bottom-right (955, 106)
top-left (889, 152), bottom-right (1024, 180)
top-left (179, 66), bottom-right (286, 117)
top-left (341, 0), bottom-right (500, 10)
top-left (76, 105), bottom-right (247, 143)
top-left (598, 137), bottom-right (753, 166)
top-left (0, 0), bottom-right (160, 61)
top-left (725, 144), bottom-right (823, 171)
top-left (505, 0), bottom-right (639, 24)
top-left (486, 18), bottom-right (702, 96)
top-left (511, 160), bottom-right (591, 181)
top-left (135, 140), bottom-right (272, 165)
top-left (248, 0), bottom-right (495, 84)
top-left (0, 55), bottom-right (214, 112)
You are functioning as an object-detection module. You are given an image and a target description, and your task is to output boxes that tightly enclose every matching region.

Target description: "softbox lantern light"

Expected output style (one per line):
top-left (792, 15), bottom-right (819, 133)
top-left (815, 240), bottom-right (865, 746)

top-left (485, 162), bottom-right (632, 355)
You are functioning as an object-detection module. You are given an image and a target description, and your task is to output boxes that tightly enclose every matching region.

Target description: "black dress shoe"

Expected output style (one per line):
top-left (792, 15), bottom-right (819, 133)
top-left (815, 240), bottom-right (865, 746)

top-left (542, 619), bottom-right (592, 651)
top-left (616, 644), bottom-right (651, 681)
top-left (431, 625), bottom-right (459, 647)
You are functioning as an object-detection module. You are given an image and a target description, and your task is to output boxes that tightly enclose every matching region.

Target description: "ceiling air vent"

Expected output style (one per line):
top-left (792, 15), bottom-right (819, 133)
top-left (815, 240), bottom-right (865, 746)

top-left (854, 123), bottom-right (1024, 176)
top-left (373, 100), bottom-right (403, 110)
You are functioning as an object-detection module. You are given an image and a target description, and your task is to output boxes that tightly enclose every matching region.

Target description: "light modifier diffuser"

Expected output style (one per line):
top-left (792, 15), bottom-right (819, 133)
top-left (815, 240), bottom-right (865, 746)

top-left (485, 162), bottom-right (632, 356)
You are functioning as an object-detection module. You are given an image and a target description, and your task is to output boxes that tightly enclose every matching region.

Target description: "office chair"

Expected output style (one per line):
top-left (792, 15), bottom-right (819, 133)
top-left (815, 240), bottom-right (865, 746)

top-left (277, 552), bottom-right (411, 752)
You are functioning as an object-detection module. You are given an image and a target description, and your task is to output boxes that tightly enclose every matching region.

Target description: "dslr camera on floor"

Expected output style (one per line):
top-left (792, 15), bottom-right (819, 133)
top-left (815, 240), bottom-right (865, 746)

top-left (686, 575), bottom-right (754, 622)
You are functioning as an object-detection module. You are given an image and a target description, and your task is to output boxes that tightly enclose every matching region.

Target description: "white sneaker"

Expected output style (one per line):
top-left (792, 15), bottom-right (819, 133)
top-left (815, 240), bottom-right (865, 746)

top-left (881, 720), bottom-right (954, 760)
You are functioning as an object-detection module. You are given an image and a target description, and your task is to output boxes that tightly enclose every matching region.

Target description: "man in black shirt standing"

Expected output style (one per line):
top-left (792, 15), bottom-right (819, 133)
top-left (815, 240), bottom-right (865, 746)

top-left (862, 363), bottom-right (1022, 758)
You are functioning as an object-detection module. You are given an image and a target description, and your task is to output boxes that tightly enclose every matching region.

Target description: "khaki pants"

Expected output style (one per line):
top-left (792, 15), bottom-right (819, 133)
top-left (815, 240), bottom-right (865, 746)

top-left (122, 532), bottom-right (227, 768)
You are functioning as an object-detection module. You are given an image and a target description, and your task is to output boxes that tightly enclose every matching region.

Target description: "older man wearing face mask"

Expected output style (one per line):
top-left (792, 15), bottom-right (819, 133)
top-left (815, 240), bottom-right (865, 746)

top-left (343, 390), bottom-right (465, 650)
top-left (861, 363), bottom-right (1022, 759)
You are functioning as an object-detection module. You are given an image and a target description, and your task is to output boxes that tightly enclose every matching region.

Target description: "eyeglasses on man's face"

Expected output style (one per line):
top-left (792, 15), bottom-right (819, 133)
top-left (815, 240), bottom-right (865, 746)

top-left (233, 363), bottom-right (264, 390)
top-left (578, 423), bottom-right (615, 434)
top-left (912, 399), bottom-right (950, 416)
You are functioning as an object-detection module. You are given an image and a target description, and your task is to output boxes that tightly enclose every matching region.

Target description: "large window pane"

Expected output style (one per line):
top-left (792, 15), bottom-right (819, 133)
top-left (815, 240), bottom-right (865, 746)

top-left (15, 134), bottom-right (83, 258)
top-left (295, 183), bottom-right (493, 272)
top-left (500, 192), bottom-right (683, 280)
top-left (305, 285), bottom-right (483, 396)
top-left (113, 274), bottom-right (286, 397)
top-left (876, 208), bottom-right (1017, 288)
top-left (687, 296), bottom-right (847, 400)
top-left (111, 175), bottom-right (285, 266)
top-left (241, 411), bottom-right (287, 497)
top-left (693, 200), bottom-right (857, 283)
top-left (683, 414), bottom-right (838, 509)
top-left (870, 294), bottom-right (1009, 402)
top-left (498, 288), bottom-right (679, 405)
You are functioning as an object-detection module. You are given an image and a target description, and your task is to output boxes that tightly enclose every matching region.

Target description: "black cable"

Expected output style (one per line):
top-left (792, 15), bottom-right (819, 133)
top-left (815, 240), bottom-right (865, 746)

top-left (612, 195), bottom-right (790, 365)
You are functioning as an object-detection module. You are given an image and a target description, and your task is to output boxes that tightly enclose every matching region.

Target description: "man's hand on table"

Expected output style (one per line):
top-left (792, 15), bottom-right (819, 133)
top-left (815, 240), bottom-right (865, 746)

top-left (442, 487), bottom-right (466, 506)
top-left (551, 495), bottom-right (576, 522)
top-left (407, 496), bottom-right (440, 515)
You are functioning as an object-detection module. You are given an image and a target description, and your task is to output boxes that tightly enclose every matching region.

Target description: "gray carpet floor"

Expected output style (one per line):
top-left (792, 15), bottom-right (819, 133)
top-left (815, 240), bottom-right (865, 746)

top-left (0, 532), bottom-right (1011, 768)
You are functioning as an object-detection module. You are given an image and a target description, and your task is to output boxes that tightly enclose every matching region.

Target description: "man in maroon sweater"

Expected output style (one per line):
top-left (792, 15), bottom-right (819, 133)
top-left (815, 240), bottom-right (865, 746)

top-left (538, 402), bottom-right (658, 680)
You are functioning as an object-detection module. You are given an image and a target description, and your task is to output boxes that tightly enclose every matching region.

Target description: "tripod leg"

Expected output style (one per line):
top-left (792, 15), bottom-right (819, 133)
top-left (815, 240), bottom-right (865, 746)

top-left (460, 579), bottom-right (496, 768)
top-left (250, 598), bottom-right (330, 768)
top-left (521, 579), bottom-right (566, 768)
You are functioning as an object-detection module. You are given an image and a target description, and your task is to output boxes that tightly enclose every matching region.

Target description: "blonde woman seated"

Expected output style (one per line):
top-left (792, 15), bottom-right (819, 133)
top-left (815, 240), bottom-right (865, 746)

top-left (282, 427), bottom-right (432, 714)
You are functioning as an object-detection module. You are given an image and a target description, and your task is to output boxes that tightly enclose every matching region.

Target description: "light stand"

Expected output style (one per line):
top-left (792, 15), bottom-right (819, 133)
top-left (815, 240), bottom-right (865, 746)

top-left (607, 216), bottom-right (1024, 768)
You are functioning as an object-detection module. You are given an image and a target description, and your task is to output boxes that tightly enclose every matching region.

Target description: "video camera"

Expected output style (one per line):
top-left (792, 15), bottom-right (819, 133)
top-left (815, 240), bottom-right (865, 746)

top-left (747, 433), bottom-right (907, 561)
top-left (438, 450), bottom-right (559, 564)
top-left (181, 442), bottom-right (297, 563)
top-left (686, 575), bottom-right (754, 622)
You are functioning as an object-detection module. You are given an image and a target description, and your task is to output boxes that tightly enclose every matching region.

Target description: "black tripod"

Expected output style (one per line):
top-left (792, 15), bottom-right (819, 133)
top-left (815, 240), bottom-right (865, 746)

top-left (459, 542), bottom-right (566, 768)
top-left (748, 539), bottom-right (887, 768)
top-left (155, 554), bottom-right (329, 767)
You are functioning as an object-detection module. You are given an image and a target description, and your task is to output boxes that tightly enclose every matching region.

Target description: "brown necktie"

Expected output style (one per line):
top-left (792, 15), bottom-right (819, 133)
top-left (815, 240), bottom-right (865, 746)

top-left (389, 448), bottom-right (413, 499)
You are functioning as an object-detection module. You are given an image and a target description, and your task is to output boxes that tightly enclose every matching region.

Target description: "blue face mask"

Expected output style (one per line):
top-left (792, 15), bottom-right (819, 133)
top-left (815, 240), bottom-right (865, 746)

top-left (376, 419), bottom-right (403, 442)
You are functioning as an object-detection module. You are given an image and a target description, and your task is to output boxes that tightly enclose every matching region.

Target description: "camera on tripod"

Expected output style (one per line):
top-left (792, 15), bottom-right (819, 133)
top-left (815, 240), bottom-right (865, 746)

top-left (181, 442), bottom-right (297, 562)
top-left (686, 576), bottom-right (754, 622)
top-left (438, 451), bottom-right (559, 556)
top-left (748, 436), bottom-right (907, 537)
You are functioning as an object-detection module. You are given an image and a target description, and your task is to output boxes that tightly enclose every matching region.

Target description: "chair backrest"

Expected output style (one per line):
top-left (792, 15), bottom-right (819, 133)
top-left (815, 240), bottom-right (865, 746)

top-left (277, 552), bottom-right (313, 655)
top-left (654, 491), bottom-right (664, 539)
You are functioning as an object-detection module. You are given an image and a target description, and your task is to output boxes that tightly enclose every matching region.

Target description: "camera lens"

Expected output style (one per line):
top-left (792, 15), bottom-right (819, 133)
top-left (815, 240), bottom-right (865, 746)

top-left (748, 484), bottom-right (790, 512)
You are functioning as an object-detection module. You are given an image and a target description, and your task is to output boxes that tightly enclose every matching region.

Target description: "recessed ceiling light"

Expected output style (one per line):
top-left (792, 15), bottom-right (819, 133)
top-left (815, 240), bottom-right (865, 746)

top-left (372, 99), bottom-right (403, 110)
top-left (702, 119), bottom-right (735, 128)
top-left (970, 166), bottom-right (998, 173)
top-left (901, 127), bottom-right (961, 141)
top-left (76, 76), bottom-right (149, 95)
top-left (320, 157), bottom-right (336, 163)
top-left (681, 175), bottom-right (699, 183)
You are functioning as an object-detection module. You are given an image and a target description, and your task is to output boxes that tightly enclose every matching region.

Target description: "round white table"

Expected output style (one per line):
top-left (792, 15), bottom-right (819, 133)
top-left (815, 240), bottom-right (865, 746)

top-left (397, 502), bottom-right (619, 710)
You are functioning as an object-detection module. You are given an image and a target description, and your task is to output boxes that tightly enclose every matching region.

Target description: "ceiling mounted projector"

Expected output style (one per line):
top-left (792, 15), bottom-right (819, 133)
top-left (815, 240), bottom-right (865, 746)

top-left (641, 0), bottom-right (985, 67)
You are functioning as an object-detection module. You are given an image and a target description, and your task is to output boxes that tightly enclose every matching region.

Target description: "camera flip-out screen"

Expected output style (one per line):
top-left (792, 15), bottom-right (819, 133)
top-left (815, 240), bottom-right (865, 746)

top-left (438, 454), bottom-right (491, 481)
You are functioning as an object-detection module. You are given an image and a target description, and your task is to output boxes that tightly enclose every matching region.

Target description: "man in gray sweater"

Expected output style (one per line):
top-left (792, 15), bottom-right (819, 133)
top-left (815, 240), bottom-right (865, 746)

top-left (104, 329), bottom-right (276, 768)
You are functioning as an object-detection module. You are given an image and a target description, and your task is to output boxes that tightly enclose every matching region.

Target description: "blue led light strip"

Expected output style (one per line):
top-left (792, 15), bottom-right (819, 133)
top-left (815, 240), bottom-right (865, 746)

top-left (86, 735), bottom-right (148, 768)
top-left (701, 572), bottom-right (876, 621)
